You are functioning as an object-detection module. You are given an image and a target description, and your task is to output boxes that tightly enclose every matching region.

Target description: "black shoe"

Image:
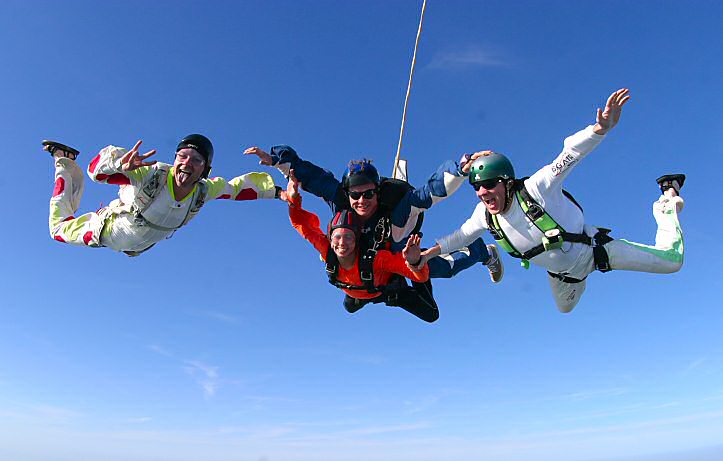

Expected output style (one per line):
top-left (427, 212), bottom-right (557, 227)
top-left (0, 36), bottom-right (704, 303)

top-left (42, 140), bottom-right (80, 160)
top-left (656, 174), bottom-right (685, 194)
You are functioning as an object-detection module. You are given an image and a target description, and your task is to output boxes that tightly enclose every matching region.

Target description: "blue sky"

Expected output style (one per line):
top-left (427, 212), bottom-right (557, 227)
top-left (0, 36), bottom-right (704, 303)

top-left (1, 1), bottom-right (722, 460)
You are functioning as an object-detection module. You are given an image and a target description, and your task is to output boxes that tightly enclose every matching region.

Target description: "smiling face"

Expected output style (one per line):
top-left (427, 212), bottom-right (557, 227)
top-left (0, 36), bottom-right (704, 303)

top-left (173, 148), bottom-right (206, 189)
top-left (347, 183), bottom-right (379, 220)
top-left (474, 179), bottom-right (508, 215)
top-left (330, 227), bottom-right (357, 258)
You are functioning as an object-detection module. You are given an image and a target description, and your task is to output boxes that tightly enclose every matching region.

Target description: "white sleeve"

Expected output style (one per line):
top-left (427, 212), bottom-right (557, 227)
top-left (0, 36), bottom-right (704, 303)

top-left (529, 125), bottom-right (605, 193)
top-left (436, 202), bottom-right (488, 254)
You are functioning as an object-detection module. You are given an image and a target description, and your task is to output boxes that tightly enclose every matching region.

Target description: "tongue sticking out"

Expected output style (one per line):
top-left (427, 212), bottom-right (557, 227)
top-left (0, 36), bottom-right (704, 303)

top-left (177, 170), bottom-right (191, 184)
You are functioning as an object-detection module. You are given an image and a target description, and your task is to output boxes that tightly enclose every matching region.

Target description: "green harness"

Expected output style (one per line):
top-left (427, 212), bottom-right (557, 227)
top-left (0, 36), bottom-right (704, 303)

top-left (485, 180), bottom-right (611, 274)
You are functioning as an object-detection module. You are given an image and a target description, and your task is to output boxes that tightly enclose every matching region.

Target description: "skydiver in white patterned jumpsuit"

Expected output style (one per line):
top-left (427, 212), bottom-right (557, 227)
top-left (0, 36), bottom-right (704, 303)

top-left (417, 89), bottom-right (685, 312)
top-left (44, 134), bottom-right (284, 256)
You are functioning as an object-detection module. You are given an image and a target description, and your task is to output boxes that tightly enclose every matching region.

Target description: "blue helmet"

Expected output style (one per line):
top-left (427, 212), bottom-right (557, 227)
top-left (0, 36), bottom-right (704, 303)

top-left (341, 159), bottom-right (380, 190)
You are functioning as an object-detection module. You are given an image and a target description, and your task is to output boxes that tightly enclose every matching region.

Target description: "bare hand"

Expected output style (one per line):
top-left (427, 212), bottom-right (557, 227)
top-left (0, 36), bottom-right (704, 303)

top-left (121, 140), bottom-right (157, 171)
top-left (461, 150), bottom-right (495, 174)
top-left (594, 88), bottom-right (631, 135)
top-left (402, 234), bottom-right (423, 269)
top-left (243, 146), bottom-right (273, 166)
top-left (286, 169), bottom-right (301, 203)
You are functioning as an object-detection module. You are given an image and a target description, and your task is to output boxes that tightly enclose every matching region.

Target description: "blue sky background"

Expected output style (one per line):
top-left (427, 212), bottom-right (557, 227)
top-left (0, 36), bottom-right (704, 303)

top-left (1, 1), bottom-right (722, 460)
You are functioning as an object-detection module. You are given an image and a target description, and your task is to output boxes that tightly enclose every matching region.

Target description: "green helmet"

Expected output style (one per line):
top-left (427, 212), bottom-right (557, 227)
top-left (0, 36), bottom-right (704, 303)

top-left (468, 152), bottom-right (515, 185)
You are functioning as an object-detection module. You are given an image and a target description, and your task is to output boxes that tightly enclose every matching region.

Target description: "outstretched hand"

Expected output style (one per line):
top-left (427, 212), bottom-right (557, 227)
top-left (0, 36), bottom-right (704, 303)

top-left (243, 146), bottom-right (273, 166)
top-left (285, 169), bottom-right (301, 204)
top-left (403, 234), bottom-right (423, 270)
top-left (594, 88), bottom-right (631, 135)
top-left (121, 140), bottom-right (157, 171)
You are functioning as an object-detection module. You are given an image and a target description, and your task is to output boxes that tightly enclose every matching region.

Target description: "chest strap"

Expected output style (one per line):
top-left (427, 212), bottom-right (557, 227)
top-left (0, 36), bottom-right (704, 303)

top-left (325, 246), bottom-right (382, 294)
top-left (130, 166), bottom-right (207, 232)
top-left (486, 181), bottom-right (594, 264)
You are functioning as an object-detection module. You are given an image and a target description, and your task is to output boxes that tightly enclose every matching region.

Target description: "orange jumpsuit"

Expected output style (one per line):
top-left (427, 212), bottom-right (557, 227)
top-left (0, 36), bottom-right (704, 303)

top-left (289, 196), bottom-right (429, 300)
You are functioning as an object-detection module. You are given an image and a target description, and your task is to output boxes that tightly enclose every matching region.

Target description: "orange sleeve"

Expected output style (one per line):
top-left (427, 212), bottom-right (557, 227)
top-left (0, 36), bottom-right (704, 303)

top-left (373, 250), bottom-right (430, 283)
top-left (288, 195), bottom-right (331, 259)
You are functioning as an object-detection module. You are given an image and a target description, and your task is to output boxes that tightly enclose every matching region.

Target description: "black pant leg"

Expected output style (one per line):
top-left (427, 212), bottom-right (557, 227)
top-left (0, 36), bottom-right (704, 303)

top-left (389, 286), bottom-right (440, 323)
top-left (411, 279), bottom-right (435, 303)
top-left (343, 295), bottom-right (372, 313)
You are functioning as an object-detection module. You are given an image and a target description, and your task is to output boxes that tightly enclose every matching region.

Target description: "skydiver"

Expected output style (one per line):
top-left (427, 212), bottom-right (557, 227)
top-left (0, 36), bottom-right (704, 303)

top-left (244, 145), bottom-right (503, 317)
top-left (286, 171), bottom-right (436, 322)
top-left (416, 89), bottom-right (684, 312)
top-left (44, 135), bottom-right (285, 256)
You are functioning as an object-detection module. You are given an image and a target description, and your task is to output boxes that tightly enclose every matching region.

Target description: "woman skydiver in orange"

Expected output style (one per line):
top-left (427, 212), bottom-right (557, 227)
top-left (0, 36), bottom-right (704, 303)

top-left (285, 171), bottom-right (437, 322)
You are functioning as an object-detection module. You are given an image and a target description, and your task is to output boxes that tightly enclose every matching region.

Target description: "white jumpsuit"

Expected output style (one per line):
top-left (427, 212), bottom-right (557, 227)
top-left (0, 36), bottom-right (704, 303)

top-left (436, 125), bottom-right (684, 312)
top-left (49, 145), bottom-right (278, 254)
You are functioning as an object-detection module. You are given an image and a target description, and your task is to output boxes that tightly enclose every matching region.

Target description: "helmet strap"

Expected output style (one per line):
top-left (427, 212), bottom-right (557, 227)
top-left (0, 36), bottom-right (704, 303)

top-left (502, 180), bottom-right (515, 213)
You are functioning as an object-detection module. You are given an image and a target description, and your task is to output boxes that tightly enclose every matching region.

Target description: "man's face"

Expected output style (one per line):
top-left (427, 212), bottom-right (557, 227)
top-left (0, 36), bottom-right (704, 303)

top-left (474, 179), bottom-right (507, 215)
top-left (330, 228), bottom-right (356, 258)
top-left (347, 183), bottom-right (379, 219)
top-left (173, 148), bottom-right (206, 189)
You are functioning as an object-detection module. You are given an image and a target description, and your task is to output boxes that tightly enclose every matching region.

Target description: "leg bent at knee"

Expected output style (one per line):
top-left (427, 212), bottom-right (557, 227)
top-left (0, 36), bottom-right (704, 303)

top-left (548, 274), bottom-right (586, 313)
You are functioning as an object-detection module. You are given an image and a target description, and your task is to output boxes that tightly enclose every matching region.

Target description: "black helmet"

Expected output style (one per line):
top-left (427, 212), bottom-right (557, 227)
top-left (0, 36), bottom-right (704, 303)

top-left (327, 209), bottom-right (360, 239)
top-left (341, 159), bottom-right (380, 190)
top-left (177, 134), bottom-right (214, 178)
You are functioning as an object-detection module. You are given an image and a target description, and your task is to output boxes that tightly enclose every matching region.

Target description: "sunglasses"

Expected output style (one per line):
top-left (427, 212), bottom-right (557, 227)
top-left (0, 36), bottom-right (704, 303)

top-left (347, 188), bottom-right (377, 200)
top-left (472, 178), bottom-right (503, 191)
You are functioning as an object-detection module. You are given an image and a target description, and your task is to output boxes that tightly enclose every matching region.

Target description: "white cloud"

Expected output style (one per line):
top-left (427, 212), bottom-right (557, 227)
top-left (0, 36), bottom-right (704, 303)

top-left (567, 387), bottom-right (628, 401)
top-left (147, 344), bottom-right (173, 358)
top-left (184, 360), bottom-right (220, 398)
top-left (197, 310), bottom-right (243, 325)
top-left (427, 46), bottom-right (508, 69)
top-left (403, 394), bottom-right (442, 414)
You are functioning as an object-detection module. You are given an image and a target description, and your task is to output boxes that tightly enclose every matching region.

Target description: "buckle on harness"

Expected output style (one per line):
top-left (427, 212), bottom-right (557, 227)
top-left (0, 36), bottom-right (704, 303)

top-left (542, 229), bottom-right (564, 251)
top-left (360, 271), bottom-right (373, 281)
top-left (596, 259), bottom-right (611, 272)
top-left (527, 202), bottom-right (545, 221)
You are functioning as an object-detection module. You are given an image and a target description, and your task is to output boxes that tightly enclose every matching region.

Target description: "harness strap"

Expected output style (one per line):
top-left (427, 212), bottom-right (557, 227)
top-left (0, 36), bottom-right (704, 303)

top-left (546, 229), bottom-right (614, 280)
top-left (358, 248), bottom-right (378, 293)
top-left (516, 232), bottom-right (592, 261)
top-left (123, 243), bottom-right (156, 257)
top-left (486, 179), bottom-right (595, 262)
top-left (325, 246), bottom-right (383, 294)
top-left (131, 166), bottom-right (206, 232)
top-left (547, 271), bottom-right (587, 284)
top-left (592, 229), bottom-right (613, 272)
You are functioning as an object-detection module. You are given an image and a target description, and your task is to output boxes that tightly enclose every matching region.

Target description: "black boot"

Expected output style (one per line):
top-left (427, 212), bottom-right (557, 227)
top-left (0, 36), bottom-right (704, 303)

top-left (42, 140), bottom-right (80, 160)
top-left (656, 174), bottom-right (685, 194)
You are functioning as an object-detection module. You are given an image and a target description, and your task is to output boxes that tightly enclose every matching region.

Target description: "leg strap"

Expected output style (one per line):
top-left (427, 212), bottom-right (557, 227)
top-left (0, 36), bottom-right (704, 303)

top-left (547, 271), bottom-right (587, 284)
top-left (592, 229), bottom-right (614, 273)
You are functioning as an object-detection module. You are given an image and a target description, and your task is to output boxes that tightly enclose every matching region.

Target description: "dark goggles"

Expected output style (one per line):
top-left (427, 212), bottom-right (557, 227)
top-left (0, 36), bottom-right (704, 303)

top-left (472, 178), bottom-right (503, 191)
top-left (347, 188), bottom-right (378, 200)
